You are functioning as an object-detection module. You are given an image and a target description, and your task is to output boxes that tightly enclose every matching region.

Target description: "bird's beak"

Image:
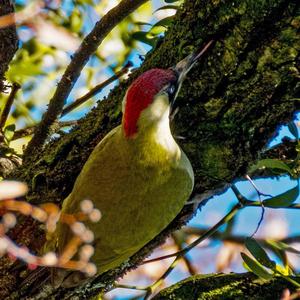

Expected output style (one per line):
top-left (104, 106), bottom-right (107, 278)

top-left (174, 40), bottom-right (214, 84)
top-left (169, 40), bottom-right (214, 116)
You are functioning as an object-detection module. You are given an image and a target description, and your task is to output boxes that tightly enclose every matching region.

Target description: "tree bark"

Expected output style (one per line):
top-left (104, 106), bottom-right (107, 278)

top-left (2, 0), bottom-right (300, 298)
top-left (153, 272), bottom-right (296, 300)
top-left (0, 0), bottom-right (18, 92)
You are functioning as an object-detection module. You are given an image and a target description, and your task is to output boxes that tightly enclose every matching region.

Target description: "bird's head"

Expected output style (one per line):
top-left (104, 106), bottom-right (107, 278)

top-left (122, 41), bottom-right (213, 138)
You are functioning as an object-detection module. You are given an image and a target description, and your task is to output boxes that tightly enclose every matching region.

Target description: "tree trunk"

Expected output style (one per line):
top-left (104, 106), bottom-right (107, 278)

top-left (1, 0), bottom-right (299, 298)
top-left (0, 0), bottom-right (18, 92)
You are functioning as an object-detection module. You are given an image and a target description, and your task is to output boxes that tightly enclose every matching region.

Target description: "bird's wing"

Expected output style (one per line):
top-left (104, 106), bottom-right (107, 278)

top-left (55, 125), bottom-right (143, 260)
top-left (54, 124), bottom-right (194, 275)
top-left (54, 126), bottom-right (122, 252)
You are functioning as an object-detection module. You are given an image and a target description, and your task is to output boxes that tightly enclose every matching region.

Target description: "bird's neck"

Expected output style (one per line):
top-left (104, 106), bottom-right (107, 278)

top-left (132, 119), bottom-right (180, 164)
top-left (123, 96), bottom-right (180, 161)
top-left (150, 109), bottom-right (179, 155)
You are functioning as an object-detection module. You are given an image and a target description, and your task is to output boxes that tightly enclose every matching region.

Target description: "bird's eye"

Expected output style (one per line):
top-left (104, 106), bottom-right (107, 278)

top-left (168, 84), bottom-right (176, 95)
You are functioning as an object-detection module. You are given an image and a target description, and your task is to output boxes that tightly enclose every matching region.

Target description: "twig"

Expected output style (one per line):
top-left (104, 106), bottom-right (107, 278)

top-left (142, 203), bottom-right (241, 264)
top-left (245, 174), bottom-right (272, 198)
top-left (251, 206), bottom-right (265, 237)
top-left (244, 175), bottom-right (267, 237)
top-left (230, 184), bottom-right (248, 206)
top-left (231, 186), bottom-right (300, 210)
top-left (275, 272), bottom-right (300, 289)
top-left (171, 233), bottom-right (196, 275)
top-left (247, 201), bottom-right (300, 209)
top-left (142, 206), bottom-right (241, 298)
top-left (12, 120), bottom-right (78, 140)
top-left (183, 227), bottom-right (300, 250)
top-left (143, 257), bottom-right (181, 300)
top-left (24, 0), bottom-right (149, 159)
top-left (141, 203), bottom-right (241, 298)
top-left (114, 283), bottom-right (148, 291)
top-left (61, 62), bottom-right (133, 117)
top-left (0, 83), bottom-right (20, 129)
top-left (132, 199), bottom-right (300, 299)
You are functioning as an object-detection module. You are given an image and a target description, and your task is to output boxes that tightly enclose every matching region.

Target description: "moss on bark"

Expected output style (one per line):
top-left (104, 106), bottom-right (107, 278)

top-left (153, 273), bottom-right (297, 300)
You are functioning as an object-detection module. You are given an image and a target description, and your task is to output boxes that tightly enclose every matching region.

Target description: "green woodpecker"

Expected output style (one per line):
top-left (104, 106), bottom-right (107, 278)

top-left (50, 41), bottom-right (213, 286)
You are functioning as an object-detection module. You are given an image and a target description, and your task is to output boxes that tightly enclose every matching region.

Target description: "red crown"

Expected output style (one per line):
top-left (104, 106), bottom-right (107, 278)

top-left (123, 68), bottom-right (176, 137)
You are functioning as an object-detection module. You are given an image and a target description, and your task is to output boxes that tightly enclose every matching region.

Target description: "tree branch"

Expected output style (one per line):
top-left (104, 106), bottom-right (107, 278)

top-left (12, 121), bottom-right (78, 140)
top-left (0, 83), bottom-right (20, 129)
top-left (153, 273), bottom-right (297, 299)
top-left (61, 61), bottom-right (132, 117)
top-left (23, 0), bottom-right (148, 158)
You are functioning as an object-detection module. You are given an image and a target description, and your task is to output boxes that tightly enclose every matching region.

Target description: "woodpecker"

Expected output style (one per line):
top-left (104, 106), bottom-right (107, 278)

top-left (49, 41), bottom-right (213, 286)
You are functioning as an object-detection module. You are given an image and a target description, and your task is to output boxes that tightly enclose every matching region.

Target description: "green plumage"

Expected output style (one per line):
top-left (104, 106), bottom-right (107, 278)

top-left (53, 93), bottom-right (194, 281)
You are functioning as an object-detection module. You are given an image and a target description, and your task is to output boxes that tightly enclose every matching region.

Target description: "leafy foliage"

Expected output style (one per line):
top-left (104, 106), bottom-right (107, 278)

top-left (250, 158), bottom-right (294, 176)
top-left (242, 237), bottom-right (300, 288)
top-left (1, 0), bottom-right (172, 152)
top-left (262, 184), bottom-right (299, 208)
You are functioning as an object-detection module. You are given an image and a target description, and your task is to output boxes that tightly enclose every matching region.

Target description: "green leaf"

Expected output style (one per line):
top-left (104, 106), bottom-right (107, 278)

top-left (70, 8), bottom-right (83, 33)
top-left (269, 247), bottom-right (288, 269)
top-left (148, 25), bottom-right (167, 36)
top-left (249, 159), bottom-right (293, 176)
top-left (4, 124), bottom-right (16, 142)
top-left (275, 264), bottom-right (291, 276)
top-left (152, 16), bottom-right (174, 28)
top-left (147, 16), bottom-right (174, 36)
top-left (241, 252), bottom-right (273, 280)
top-left (288, 122), bottom-right (299, 140)
top-left (6, 48), bottom-right (44, 83)
top-left (134, 21), bottom-right (152, 26)
top-left (223, 216), bottom-right (236, 236)
top-left (131, 31), bottom-right (157, 46)
top-left (267, 240), bottom-right (300, 254)
top-left (77, 0), bottom-right (94, 5)
top-left (262, 184), bottom-right (299, 208)
top-left (154, 5), bottom-right (179, 13)
top-left (245, 238), bottom-right (275, 269)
